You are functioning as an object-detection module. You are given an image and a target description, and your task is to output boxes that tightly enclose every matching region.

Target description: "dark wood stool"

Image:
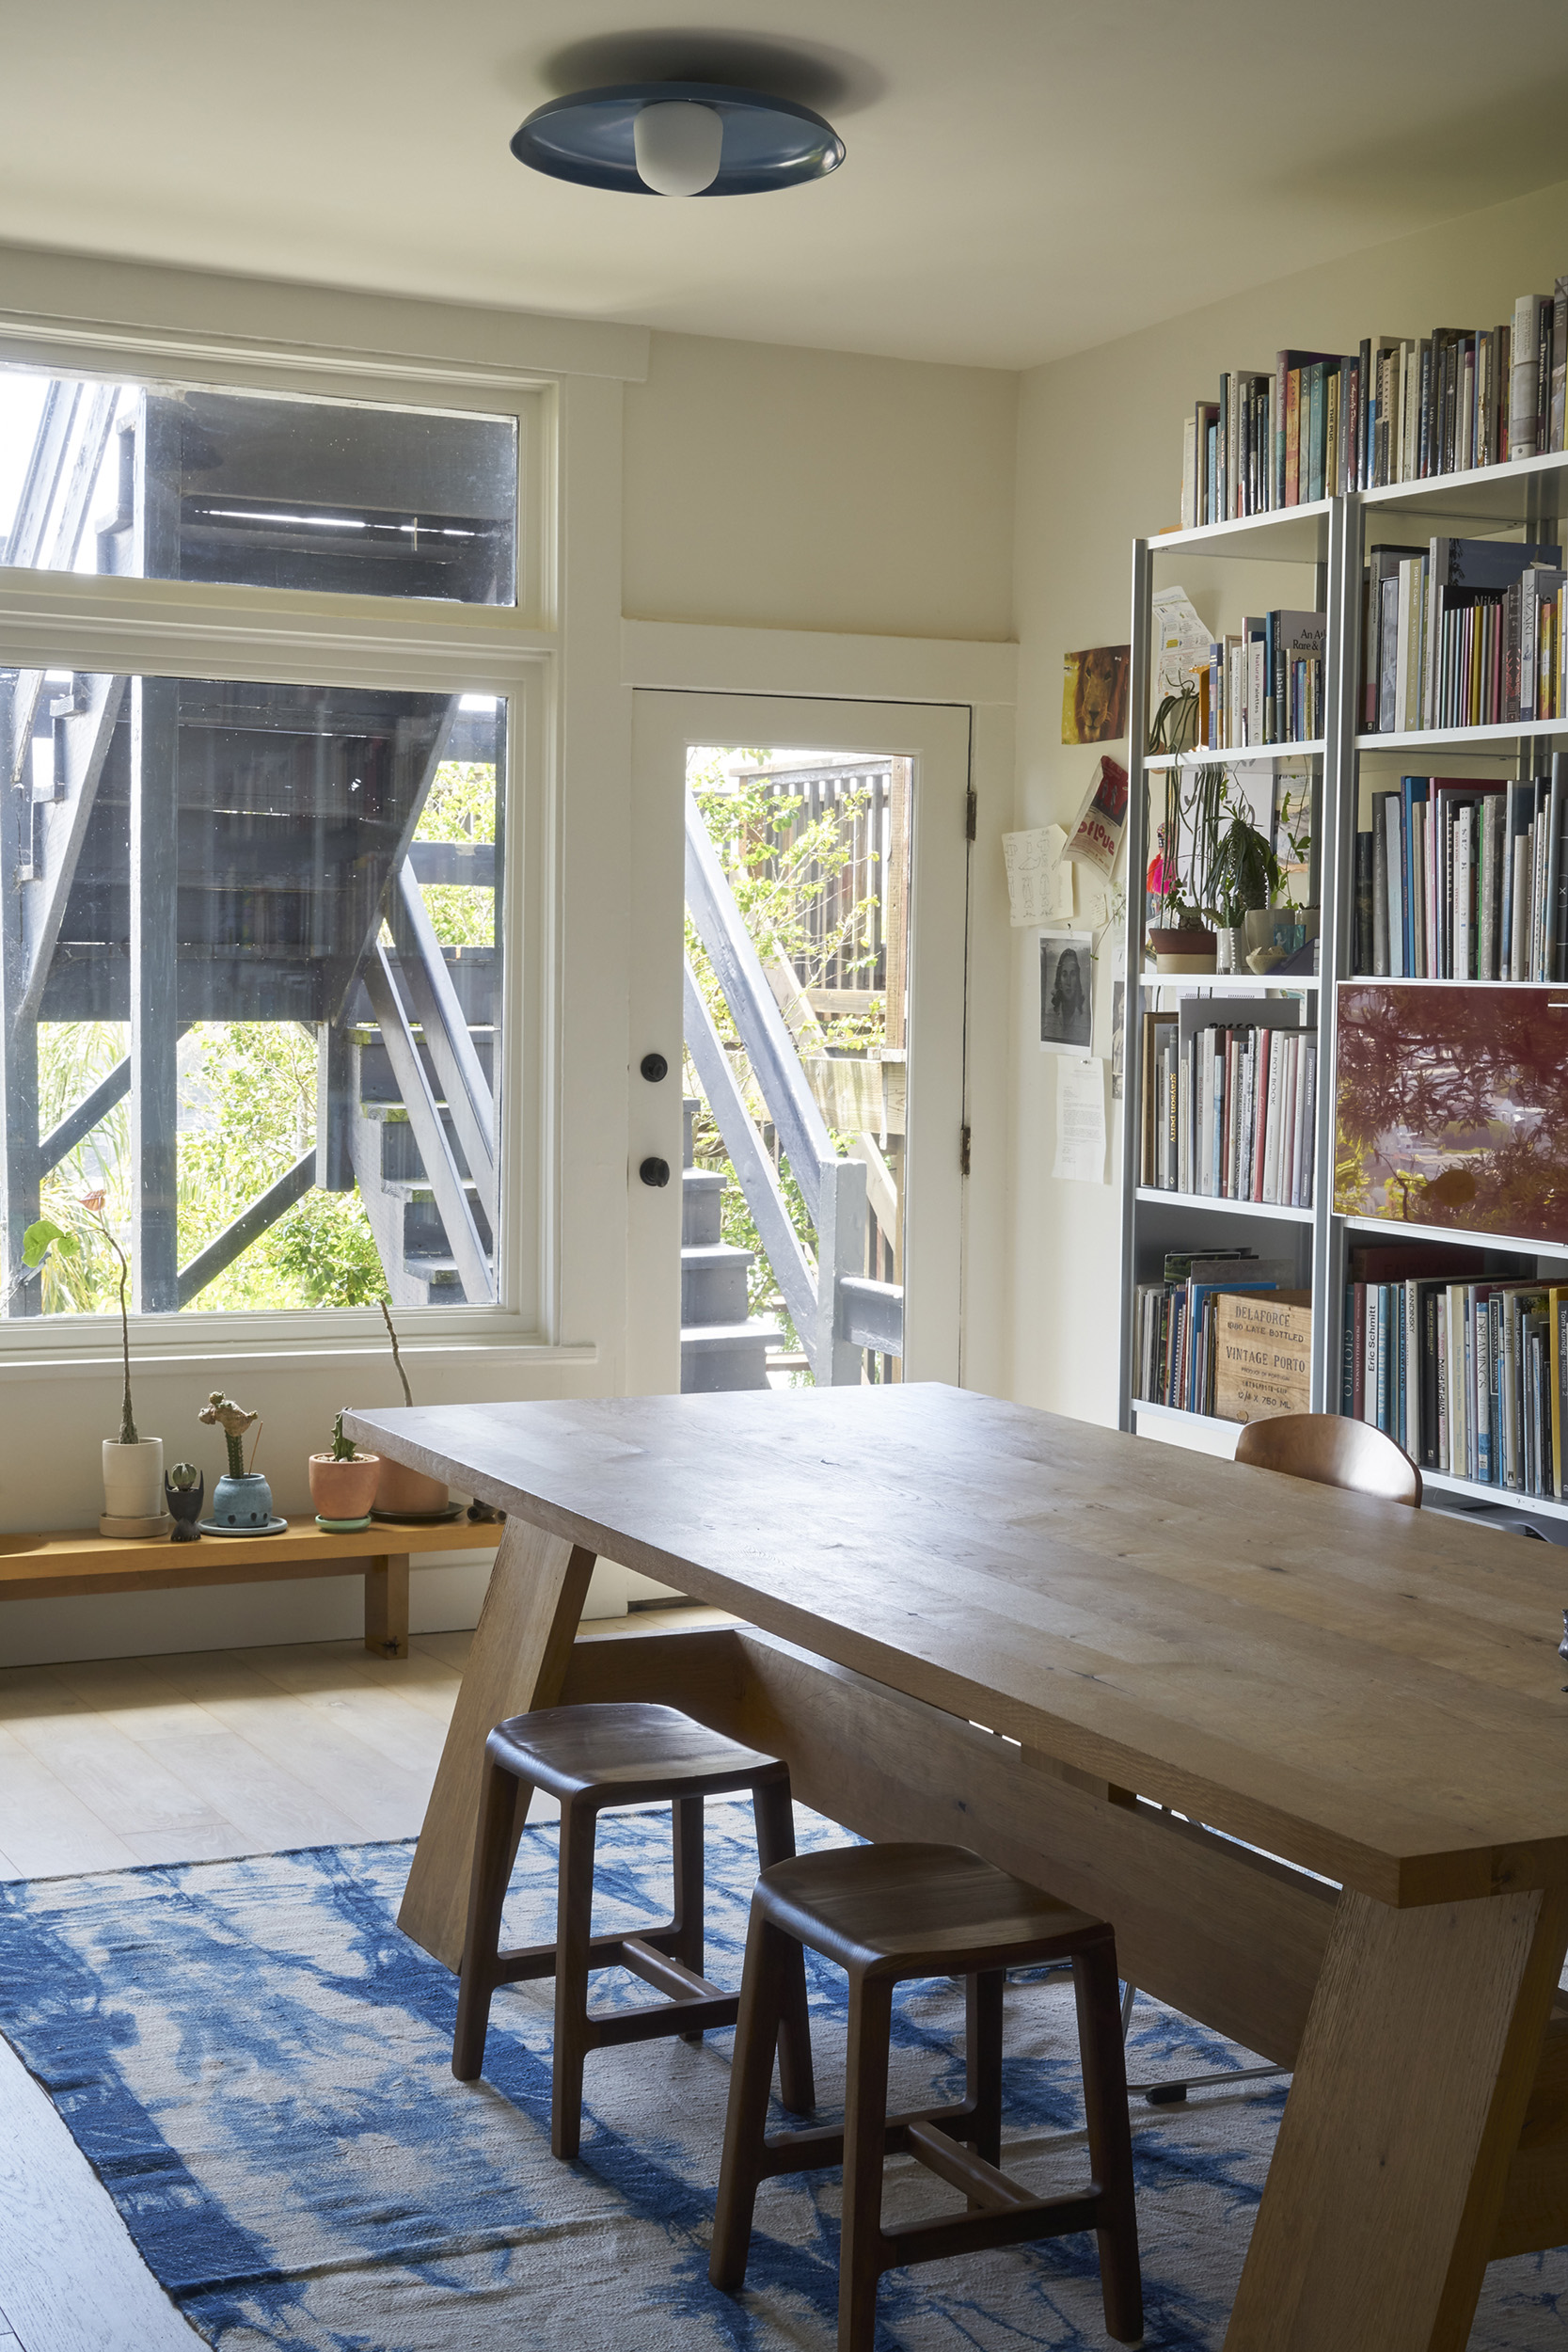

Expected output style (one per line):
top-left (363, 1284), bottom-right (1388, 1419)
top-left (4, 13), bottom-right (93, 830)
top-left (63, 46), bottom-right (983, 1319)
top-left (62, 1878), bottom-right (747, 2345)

top-left (710, 1842), bottom-right (1143, 2350)
top-left (451, 1701), bottom-right (816, 2160)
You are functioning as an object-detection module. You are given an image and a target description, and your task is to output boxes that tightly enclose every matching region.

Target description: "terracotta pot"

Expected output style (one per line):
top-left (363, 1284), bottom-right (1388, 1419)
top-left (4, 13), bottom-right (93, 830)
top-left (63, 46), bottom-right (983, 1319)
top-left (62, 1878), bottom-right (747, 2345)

top-left (1148, 926), bottom-right (1217, 975)
top-left (374, 1458), bottom-right (450, 1516)
top-left (309, 1452), bottom-right (381, 1520)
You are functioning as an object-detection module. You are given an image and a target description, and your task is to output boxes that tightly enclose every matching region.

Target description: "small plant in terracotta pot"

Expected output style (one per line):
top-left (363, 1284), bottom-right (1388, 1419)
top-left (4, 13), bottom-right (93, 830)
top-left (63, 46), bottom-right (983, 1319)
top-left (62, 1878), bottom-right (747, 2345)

top-left (309, 1412), bottom-right (381, 1526)
top-left (374, 1299), bottom-right (451, 1517)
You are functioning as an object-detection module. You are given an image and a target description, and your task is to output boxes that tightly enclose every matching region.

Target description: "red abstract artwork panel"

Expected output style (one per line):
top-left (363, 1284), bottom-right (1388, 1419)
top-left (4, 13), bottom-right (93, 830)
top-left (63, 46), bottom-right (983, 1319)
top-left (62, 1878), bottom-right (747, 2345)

top-left (1335, 985), bottom-right (1568, 1246)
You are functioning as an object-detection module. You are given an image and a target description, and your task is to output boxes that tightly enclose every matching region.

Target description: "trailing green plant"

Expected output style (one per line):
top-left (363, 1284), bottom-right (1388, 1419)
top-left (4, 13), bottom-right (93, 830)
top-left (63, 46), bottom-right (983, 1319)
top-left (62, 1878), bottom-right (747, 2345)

top-left (198, 1391), bottom-right (259, 1480)
top-left (1147, 681), bottom-right (1199, 757)
top-left (1149, 762), bottom-right (1283, 935)
top-left (329, 1409), bottom-right (358, 1462)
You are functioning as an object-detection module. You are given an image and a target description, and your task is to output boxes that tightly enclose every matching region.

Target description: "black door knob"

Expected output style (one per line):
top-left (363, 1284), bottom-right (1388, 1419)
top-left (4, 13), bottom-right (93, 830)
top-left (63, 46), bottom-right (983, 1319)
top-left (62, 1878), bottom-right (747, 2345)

top-left (639, 1156), bottom-right (671, 1187)
top-left (640, 1051), bottom-right (669, 1083)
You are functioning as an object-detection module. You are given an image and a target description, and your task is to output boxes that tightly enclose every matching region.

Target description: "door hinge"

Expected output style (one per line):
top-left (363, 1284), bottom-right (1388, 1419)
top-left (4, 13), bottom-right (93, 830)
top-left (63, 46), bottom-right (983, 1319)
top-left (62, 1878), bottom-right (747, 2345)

top-left (965, 787), bottom-right (977, 841)
top-left (959, 1123), bottom-right (972, 1177)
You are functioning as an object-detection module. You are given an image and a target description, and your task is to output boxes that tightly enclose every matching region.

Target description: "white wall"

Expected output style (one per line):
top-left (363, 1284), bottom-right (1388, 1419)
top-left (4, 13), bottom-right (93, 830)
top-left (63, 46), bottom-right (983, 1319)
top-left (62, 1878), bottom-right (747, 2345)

top-left (624, 331), bottom-right (1017, 641)
top-left (1008, 171), bottom-right (1568, 1423)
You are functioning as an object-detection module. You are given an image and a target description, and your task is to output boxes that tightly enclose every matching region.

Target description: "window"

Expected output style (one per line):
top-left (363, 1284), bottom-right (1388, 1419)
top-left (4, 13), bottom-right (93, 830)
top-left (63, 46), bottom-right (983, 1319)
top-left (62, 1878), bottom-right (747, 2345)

top-left (0, 371), bottom-right (518, 602)
top-left (0, 355), bottom-right (545, 1338)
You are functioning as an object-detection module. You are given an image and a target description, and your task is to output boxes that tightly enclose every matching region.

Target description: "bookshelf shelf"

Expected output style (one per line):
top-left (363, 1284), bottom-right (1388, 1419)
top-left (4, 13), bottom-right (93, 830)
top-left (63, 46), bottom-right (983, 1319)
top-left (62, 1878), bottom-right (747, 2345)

top-left (1152, 503), bottom-right (1330, 564)
top-left (1139, 972), bottom-right (1321, 994)
top-left (1417, 1468), bottom-right (1568, 1521)
top-left (1336, 974), bottom-right (1568, 990)
top-left (1136, 1186), bottom-right (1314, 1225)
top-left (1147, 740), bottom-right (1324, 771)
top-left (1360, 444), bottom-right (1568, 532)
top-left (1354, 719), bottom-right (1568, 755)
top-left (1338, 1214), bottom-right (1568, 1260)
top-left (1130, 1398), bottom-right (1236, 1432)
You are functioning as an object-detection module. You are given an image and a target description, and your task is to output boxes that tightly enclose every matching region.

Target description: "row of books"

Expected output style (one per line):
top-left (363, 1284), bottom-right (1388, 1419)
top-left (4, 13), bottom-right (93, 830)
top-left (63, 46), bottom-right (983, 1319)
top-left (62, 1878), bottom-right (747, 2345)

top-left (1343, 1241), bottom-right (1568, 1495)
top-left (1141, 1004), bottom-right (1317, 1208)
top-left (1134, 1249), bottom-right (1308, 1420)
top-left (1362, 534), bottom-right (1562, 734)
top-left (1201, 612), bottom-right (1326, 749)
top-left (1353, 758), bottom-right (1568, 980)
top-left (1179, 284), bottom-right (1568, 527)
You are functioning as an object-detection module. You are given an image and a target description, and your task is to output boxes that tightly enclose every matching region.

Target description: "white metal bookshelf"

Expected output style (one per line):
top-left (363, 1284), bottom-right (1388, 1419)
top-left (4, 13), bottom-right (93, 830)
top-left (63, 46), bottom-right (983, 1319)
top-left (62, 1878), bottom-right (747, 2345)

top-left (1118, 446), bottom-right (1568, 1528)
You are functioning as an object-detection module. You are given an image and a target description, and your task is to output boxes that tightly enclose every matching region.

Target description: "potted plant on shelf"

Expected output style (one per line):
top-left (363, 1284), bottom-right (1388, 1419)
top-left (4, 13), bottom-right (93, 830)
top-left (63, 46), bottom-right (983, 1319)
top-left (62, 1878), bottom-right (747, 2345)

top-left (309, 1411), bottom-right (381, 1531)
top-left (198, 1392), bottom-right (281, 1533)
top-left (23, 1193), bottom-right (166, 1537)
top-left (373, 1299), bottom-right (451, 1518)
top-left (1146, 764), bottom-right (1219, 973)
top-left (1207, 789), bottom-right (1282, 975)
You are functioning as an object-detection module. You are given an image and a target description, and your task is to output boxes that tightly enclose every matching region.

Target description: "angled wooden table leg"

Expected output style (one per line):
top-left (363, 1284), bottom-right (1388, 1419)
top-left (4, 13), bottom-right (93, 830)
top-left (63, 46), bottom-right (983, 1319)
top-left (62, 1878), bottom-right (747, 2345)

top-left (397, 1517), bottom-right (596, 1971)
top-left (1225, 1883), bottom-right (1568, 2352)
top-left (364, 1551), bottom-right (410, 1659)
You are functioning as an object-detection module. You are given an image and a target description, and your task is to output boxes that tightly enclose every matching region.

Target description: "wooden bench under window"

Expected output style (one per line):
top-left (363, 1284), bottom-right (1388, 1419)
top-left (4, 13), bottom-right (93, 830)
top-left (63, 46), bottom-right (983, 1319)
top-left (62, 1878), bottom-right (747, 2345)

top-left (0, 1519), bottom-right (500, 1660)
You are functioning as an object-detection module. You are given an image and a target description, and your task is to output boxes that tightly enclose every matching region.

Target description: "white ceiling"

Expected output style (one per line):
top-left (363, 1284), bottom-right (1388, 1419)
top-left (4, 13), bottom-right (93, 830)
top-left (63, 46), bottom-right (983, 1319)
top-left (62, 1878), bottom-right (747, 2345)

top-left (5, 0), bottom-right (1568, 371)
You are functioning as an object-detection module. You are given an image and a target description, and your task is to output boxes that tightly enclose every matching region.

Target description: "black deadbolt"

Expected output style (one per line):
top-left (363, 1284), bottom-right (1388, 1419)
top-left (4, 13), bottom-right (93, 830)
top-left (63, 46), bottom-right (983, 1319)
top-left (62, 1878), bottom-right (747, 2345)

top-left (640, 1051), bottom-right (669, 1083)
top-left (639, 1156), bottom-right (671, 1187)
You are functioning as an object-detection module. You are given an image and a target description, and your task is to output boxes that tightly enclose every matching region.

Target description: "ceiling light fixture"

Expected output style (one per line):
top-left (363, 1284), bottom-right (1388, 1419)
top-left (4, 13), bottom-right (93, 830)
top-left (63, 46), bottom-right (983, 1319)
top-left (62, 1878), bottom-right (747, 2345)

top-left (511, 82), bottom-right (845, 198)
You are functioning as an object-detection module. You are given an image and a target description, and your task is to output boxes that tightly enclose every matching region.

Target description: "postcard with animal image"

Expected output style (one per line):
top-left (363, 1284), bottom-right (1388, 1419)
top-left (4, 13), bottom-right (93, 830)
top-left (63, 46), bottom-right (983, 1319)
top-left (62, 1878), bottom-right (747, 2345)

top-left (1062, 644), bottom-right (1131, 745)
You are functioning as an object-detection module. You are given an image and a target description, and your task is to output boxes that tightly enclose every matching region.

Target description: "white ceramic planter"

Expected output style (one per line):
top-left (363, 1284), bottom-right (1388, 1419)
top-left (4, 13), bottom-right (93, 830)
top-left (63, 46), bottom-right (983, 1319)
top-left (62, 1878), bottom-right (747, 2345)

top-left (103, 1437), bottom-right (164, 1520)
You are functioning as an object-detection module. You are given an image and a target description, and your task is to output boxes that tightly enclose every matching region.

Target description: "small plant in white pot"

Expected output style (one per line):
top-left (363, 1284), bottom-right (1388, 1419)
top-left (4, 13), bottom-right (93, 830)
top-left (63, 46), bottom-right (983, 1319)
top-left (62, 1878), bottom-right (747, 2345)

top-left (24, 1194), bottom-right (166, 1537)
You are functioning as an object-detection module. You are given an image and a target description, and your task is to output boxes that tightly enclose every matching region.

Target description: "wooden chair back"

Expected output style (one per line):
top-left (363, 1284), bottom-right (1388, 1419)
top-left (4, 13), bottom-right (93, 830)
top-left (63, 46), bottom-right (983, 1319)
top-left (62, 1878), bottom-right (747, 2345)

top-left (1234, 1412), bottom-right (1422, 1507)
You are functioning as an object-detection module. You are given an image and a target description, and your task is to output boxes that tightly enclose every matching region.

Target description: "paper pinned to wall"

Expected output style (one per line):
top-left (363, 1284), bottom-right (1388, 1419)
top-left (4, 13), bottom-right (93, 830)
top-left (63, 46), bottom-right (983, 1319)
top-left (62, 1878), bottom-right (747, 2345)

top-left (1003, 825), bottom-right (1073, 926)
top-left (1063, 755), bottom-right (1129, 880)
top-left (1053, 1056), bottom-right (1107, 1184)
top-left (1150, 585), bottom-right (1211, 701)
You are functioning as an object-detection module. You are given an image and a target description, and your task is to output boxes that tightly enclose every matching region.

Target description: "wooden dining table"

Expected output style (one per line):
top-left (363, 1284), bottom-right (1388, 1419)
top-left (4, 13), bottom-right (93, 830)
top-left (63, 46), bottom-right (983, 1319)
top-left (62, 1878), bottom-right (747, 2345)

top-left (344, 1381), bottom-right (1568, 2352)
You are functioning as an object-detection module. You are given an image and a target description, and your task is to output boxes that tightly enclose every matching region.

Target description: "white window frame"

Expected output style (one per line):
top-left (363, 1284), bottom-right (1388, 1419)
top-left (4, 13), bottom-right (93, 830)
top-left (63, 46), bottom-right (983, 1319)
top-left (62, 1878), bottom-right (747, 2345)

top-left (0, 330), bottom-right (562, 1365)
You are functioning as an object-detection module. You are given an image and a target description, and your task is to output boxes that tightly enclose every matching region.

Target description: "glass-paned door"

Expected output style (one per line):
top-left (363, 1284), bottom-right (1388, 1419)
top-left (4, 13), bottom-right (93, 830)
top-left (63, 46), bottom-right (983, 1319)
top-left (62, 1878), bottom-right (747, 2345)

top-left (629, 693), bottom-right (971, 1396)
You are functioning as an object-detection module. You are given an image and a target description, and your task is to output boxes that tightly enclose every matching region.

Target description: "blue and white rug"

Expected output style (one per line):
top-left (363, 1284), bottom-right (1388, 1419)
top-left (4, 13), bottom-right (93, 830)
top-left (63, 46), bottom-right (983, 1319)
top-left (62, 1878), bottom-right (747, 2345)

top-left (0, 1801), bottom-right (1561, 2349)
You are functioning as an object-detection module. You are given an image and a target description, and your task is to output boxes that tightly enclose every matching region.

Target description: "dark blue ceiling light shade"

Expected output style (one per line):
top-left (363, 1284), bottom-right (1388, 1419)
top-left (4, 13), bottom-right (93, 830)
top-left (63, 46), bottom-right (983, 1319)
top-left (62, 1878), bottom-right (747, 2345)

top-left (511, 83), bottom-right (845, 197)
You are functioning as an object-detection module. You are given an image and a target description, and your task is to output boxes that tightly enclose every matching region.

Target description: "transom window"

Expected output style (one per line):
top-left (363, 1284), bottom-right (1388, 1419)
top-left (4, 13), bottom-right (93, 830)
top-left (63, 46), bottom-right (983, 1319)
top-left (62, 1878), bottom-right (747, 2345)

top-left (0, 370), bottom-right (518, 602)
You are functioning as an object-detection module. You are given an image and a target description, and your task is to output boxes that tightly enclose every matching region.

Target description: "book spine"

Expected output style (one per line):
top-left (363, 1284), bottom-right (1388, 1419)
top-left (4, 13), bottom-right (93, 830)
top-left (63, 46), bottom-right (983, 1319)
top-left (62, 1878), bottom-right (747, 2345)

top-left (1435, 1291), bottom-right (1449, 1469)
top-left (1385, 794), bottom-right (1405, 977)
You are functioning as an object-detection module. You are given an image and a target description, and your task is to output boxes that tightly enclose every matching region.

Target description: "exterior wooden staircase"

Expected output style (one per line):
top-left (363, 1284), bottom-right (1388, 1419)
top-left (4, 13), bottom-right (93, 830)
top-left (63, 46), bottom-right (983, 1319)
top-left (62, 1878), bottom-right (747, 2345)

top-left (679, 1098), bottom-right (781, 1391)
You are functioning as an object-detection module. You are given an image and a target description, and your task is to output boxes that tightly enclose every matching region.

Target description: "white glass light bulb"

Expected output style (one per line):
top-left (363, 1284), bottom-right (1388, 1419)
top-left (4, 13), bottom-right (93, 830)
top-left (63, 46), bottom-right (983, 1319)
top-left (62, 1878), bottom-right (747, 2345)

top-left (633, 102), bottom-right (723, 198)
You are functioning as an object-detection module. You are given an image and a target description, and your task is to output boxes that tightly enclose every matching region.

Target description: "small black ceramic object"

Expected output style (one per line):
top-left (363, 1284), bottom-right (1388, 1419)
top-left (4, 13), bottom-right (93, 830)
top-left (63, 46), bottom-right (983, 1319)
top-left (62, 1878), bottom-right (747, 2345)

top-left (640, 1156), bottom-right (670, 1186)
top-left (166, 1465), bottom-right (204, 1543)
top-left (640, 1051), bottom-right (669, 1083)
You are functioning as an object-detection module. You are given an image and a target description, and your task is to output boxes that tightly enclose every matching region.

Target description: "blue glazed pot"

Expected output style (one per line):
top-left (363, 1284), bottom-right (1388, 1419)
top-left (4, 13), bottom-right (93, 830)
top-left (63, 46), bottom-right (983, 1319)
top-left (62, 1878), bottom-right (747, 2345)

top-left (211, 1470), bottom-right (274, 1529)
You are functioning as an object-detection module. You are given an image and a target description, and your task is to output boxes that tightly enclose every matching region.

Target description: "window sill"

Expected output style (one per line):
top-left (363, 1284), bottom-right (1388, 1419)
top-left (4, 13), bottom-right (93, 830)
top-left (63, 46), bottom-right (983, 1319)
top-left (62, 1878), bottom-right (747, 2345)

top-left (0, 1338), bottom-right (597, 1382)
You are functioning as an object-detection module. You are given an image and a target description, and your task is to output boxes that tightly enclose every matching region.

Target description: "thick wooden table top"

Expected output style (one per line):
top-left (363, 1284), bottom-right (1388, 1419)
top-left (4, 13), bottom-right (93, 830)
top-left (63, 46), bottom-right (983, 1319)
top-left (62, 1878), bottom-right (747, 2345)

top-left (345, 1384), bottom-right (1568, 1906)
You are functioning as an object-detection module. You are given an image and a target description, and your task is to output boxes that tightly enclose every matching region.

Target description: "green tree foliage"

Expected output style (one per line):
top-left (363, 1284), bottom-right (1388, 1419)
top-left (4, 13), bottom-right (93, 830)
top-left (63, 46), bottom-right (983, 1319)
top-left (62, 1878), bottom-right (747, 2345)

top-left (415, 760), bottom-right (496, 947)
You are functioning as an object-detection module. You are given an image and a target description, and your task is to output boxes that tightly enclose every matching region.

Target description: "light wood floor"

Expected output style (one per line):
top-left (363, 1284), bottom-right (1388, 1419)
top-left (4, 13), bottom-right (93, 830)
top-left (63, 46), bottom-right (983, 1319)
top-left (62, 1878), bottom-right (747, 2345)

top-left (0, 1608), bottom-right (731, 1879)
top-left (0, 1608), bottom-right (728, 2351)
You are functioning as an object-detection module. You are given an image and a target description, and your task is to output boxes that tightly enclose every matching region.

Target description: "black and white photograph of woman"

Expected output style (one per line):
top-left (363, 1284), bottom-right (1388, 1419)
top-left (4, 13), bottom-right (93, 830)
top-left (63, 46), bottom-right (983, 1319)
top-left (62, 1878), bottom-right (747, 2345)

top-left (1038, 930), bottom-right (1094, 1053)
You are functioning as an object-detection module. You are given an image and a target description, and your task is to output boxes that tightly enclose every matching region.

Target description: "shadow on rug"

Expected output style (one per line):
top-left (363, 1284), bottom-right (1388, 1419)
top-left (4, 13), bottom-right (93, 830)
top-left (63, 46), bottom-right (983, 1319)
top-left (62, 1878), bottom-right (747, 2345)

top-left (0, 1800), bottom-right (1561, 2349)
